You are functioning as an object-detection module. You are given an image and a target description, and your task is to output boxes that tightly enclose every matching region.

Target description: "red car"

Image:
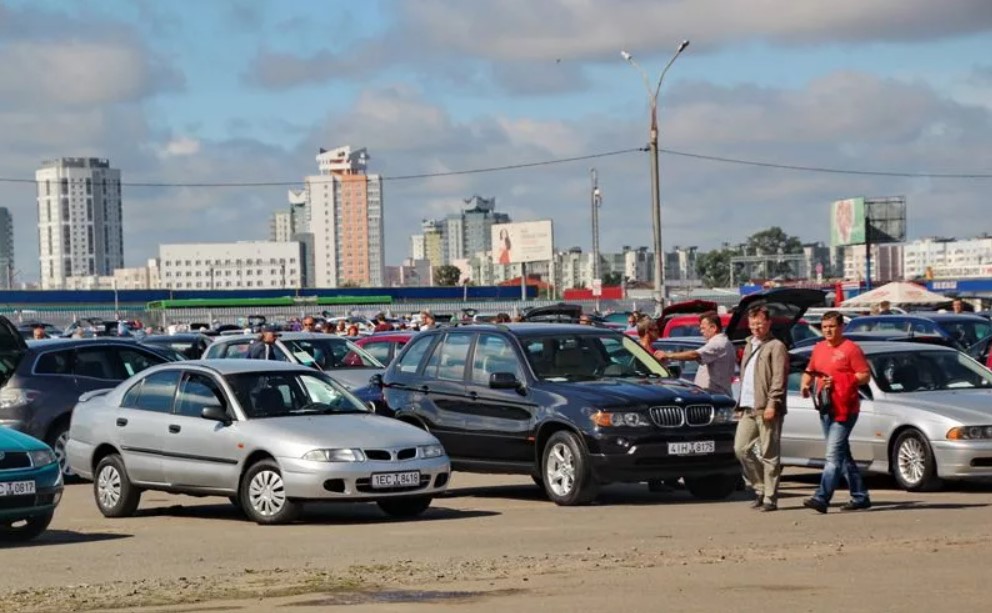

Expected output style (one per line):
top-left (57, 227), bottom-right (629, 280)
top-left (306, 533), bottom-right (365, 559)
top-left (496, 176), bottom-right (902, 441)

top-left (354, 331), bottom-right (419, 365)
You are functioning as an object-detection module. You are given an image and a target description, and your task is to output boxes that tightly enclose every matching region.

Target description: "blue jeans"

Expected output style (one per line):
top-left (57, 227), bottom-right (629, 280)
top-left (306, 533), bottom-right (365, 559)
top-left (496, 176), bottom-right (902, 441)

top-left (813, 413), bottom-right (870, 505)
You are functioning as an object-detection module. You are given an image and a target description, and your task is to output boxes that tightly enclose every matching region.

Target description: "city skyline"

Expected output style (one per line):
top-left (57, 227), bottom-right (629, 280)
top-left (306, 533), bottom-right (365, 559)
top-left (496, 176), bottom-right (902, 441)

top-left (1, 1), bottom-right (991, 283)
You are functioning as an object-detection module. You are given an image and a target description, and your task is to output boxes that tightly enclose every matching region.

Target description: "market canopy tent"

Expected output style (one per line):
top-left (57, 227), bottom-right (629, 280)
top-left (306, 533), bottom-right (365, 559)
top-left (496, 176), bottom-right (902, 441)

top-left (840, 281), bottom-right (948, 307)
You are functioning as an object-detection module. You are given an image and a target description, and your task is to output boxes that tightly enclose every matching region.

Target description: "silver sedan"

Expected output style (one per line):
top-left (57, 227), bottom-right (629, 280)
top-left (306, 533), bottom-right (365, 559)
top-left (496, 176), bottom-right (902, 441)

top-left (782, 342), bottom-right (992, 491)
top-left (66, 360), bottom-right (449, 524)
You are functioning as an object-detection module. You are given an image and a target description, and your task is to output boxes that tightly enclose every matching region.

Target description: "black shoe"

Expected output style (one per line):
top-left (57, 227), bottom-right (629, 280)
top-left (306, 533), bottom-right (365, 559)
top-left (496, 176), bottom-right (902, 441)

top-left (759, 502), bottom-right (778, 512)
top-left (840, 499), bottom-right (872, 511)
top-left (803, 497), bottom-right (828, 514)
top-left (749, 494), bottom-right (764, 509)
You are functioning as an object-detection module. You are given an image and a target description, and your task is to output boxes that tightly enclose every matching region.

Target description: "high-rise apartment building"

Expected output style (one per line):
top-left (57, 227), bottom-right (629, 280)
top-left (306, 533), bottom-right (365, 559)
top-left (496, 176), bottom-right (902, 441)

top-left (305, 146), bottom-right (384, 287)
top-left (0, 208), bottom-right (13, 289)
top-left (35, 158), bottom-right (123, 289)
top-left (410, 195), bottom-right (510, 266)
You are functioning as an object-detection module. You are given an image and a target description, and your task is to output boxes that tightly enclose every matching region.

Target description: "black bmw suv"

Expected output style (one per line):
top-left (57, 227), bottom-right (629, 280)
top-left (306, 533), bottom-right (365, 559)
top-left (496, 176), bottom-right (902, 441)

top-left (376, 323), bottom-right (741, 505)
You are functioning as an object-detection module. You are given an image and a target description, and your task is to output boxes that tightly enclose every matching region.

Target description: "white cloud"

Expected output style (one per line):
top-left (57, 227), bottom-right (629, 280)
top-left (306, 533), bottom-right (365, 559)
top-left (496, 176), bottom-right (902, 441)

top-left (161, 137), bottom-right (202, 158)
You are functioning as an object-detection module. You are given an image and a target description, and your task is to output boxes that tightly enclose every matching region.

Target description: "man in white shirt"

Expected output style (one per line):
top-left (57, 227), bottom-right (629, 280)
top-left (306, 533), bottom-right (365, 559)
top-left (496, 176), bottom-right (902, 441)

top-left (655, 311), bottom-right (735, 396)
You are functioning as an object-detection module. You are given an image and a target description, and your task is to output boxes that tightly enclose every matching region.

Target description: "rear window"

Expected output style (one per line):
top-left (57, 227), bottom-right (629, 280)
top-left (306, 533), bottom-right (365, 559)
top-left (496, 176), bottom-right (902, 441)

top-left (34, 350), bottom-right (72, 375)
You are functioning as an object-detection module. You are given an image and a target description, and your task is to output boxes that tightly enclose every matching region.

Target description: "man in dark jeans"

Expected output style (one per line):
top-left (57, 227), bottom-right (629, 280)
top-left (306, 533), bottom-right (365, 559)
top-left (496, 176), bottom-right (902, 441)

top-left (800, 311), bottom-right (872, 513)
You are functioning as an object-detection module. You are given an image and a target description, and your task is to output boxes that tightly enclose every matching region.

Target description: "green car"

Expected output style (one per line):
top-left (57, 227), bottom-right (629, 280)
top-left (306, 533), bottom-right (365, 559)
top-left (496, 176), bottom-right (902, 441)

top-left (0, 426), bottom-right (62, 541)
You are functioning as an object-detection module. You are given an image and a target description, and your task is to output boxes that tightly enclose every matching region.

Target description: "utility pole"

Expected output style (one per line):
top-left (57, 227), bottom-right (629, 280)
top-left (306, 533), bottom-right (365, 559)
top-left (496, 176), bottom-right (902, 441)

top-left (590, 168), bottom-right (602, 284)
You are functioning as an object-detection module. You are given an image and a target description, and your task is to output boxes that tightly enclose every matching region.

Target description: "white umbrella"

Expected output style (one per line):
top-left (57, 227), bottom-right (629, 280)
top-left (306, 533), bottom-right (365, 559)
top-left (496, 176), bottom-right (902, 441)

top-left (840, 281), bottom-right (948, 307)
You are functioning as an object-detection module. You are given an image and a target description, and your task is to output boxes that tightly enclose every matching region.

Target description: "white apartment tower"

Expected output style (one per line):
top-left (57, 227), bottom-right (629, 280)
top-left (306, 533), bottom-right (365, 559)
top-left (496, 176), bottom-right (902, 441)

top-left (36, 158), bottom-right (123, 289)
top-left (306, 146), bottom-right (384, 287)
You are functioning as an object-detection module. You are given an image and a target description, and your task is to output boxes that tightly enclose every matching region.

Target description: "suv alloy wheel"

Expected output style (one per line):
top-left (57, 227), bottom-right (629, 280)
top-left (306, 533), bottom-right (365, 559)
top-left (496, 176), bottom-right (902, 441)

top-left (541, 431), bottom-right (599, 506)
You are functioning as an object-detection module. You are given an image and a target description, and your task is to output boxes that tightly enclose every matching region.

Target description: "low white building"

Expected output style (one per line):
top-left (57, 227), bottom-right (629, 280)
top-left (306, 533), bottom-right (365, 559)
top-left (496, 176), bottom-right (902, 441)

top-left (903, 236), bottom-right (992, 279)
top-left (160, 242), bottom-right (303, 290)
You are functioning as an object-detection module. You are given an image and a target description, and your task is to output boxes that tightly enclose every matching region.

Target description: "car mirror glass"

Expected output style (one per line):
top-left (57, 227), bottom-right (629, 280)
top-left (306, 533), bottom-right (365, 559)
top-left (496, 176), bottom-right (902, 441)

top-left (489, 372), bottom-right (521, 390)
top-left (201, 405), bottom-right (230, 423)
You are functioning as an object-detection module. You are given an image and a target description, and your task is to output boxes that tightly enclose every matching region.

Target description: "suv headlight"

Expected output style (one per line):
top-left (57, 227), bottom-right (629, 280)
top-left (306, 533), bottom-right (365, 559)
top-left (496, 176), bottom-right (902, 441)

top-left (946, 425), bottom-right (992, 440)
top-left (418, 444), bottom-right (444, 459)
top-left (713, 406), bottom-right (736, 424)
top-left (591, 410), bottom-right (651, 427)
top-left (302, 448), bottom-right (366, 462)
top-left (29, 448), bottom-right (57, 467)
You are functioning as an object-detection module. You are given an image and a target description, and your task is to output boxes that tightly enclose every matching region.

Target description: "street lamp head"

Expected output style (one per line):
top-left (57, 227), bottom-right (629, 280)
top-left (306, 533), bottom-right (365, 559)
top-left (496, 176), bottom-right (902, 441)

top-left (620, 50), bottom-right (633, 62)
top-left (677, 40), bottom-right (690, 53)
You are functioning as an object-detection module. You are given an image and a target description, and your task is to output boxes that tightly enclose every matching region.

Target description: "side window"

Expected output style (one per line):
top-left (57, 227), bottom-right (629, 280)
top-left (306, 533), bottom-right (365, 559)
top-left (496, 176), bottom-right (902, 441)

top-left (117, 347), bottom-right (163, 378)
top-left (73, 347), bottom-right (120, 380)
top-left (127, 370), bottom-right (181, 413)
top-left (35, 350), bottom-right (72, 375)
top-left (471, 334), bottom-right (522, 385)
top-left (362, 342), bottom-right (392, 364)
top-left (121, 381), bottom-right (144, 408)
top-left (224, 342), bottom-right (252, 359)
top-left (175, 373), bottom-right (226, 418)
top-left (395, 335), bottom-right (436, 374)
top-left (432, 333), bottom-right (473, 381)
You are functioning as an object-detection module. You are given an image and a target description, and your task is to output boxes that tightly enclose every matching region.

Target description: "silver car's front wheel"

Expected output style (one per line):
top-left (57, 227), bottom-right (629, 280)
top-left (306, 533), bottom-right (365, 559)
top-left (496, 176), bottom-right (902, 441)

top-left (240, 460), bottom-right (300, 524)
top-left (892, 430), bottom-right (941, 492)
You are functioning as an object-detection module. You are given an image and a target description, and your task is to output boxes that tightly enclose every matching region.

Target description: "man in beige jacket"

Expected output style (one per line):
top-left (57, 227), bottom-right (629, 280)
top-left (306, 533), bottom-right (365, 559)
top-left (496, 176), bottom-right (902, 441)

top-left (734, 303), bottom-right (789, 512)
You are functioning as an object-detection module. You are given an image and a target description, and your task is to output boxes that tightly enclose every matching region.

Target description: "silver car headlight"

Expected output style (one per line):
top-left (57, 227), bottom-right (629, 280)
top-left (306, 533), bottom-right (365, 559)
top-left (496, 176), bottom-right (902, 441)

top-left (418, 444), bottom-right (444, 459)
top-left (713, 406), bottom-right (736, 424)
top-left (302, 448), bottom-right (367, 462)
top-left (947, 425), bottom-right (992, 441)
top-left (591, 410), bottom-right (651, 427)
top-left (29, 448), bottom-right (57, 467)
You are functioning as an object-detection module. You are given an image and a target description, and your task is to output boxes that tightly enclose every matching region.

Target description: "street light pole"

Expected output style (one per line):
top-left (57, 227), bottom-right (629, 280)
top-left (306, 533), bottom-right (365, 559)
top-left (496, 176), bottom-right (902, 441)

top-left (590, 168), bottom-right (602, 282)
top-left (622, 40), bottom-right (689, 310)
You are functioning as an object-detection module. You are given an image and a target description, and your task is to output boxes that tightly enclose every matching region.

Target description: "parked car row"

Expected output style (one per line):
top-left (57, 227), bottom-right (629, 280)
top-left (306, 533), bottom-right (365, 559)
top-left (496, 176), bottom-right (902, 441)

top-left (5, 288), bottom-right (992, 541)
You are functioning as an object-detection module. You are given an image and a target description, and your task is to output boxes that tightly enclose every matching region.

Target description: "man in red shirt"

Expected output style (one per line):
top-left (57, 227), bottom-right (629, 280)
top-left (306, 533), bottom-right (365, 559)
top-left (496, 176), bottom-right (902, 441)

top-left (799, 311), bottom-right (872, 513)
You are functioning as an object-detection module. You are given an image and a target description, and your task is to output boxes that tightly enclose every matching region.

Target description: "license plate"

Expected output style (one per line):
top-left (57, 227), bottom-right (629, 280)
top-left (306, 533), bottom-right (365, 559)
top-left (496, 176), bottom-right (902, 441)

top-left (0, 480), bottom-right (36, 496)
top-left (668, 441), bottom-right (715, 456)
top-left (371, 471), bottom-right (421, 489)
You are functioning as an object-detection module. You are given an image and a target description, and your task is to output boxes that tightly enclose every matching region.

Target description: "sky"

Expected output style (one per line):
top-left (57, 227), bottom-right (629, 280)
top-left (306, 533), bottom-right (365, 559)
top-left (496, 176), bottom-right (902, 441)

top-left (1, 0), bottom-right (991, 283)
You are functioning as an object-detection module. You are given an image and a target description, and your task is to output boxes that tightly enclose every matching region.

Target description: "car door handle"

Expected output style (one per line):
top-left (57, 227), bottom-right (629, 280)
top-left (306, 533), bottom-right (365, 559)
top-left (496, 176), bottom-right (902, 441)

top-left (420, 386), bottom-right (430, 394)
top-left (468, 391), bottom-right (478, 401)
top-left (168, 424), bottom-right (181, 434)
top-left (116, 418), bottom-right (128, 427)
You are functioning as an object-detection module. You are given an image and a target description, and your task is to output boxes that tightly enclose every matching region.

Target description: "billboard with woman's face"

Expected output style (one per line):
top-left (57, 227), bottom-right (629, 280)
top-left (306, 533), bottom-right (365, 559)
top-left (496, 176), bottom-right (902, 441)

top-left (491, 220), bottom-right (554, 264)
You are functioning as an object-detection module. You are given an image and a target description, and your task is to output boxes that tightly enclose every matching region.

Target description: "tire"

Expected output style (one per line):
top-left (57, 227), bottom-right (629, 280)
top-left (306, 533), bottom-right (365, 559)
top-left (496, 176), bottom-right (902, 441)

top-left (541, 431), bottom-right (599, 506)
top-left (94, 454), bottom-right (141, 518)
top-left (377, 496), bottom-right (433, 518)
top-left (228, 496), bottom-right (245, 515)
top-left (0, 512), bottom-right (54, 542)
top-left (46, 421), bottom-right (75, 481)
top-left (684, 474), bottom-right (738, 500)
top-left (892, 430), bottom-right (942, 492)
top-left (239, 460), bottom-right (300, 525)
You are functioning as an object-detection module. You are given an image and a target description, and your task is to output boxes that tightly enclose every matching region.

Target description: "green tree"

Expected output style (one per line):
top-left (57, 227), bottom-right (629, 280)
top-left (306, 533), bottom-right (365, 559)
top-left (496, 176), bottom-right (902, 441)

top-left (433, 265), bottom-right (462, 286)
top-left (745, 226), bottom-right (803, 256)
top-left (340, 280), bottom-right (361, 288)
top-left (601, 272), bottom-right (623, 286)
top-left (696, 248), bottom-right (733, 288)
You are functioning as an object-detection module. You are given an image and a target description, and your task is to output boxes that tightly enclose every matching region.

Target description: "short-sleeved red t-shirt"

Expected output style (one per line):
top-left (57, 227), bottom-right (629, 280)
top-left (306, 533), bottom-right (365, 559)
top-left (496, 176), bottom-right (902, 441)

top-left (806, 338), bottom-right (870, 422)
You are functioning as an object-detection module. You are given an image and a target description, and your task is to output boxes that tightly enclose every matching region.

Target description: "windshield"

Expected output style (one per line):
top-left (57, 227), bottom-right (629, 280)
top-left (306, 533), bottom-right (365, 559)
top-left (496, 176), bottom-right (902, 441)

top-left (226, 371), bottom-right (370, 418)
top-left (870, 350), bottom-right (992, 393)
top-left (281, 337), bottom-right (384, 370)
top-left (941, 320), bottom-right (992, 348)
top-left (521, 332), bottom-right (671, 381)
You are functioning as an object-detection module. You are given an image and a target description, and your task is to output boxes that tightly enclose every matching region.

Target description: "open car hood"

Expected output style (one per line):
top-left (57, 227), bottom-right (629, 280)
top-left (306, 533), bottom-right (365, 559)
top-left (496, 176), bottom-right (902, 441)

top-left (522, 303), bottom-right (583, 323)
top-left (725, 288), bottom-right (826, 346)
top-left (657, 300), bottom-right (719, 325)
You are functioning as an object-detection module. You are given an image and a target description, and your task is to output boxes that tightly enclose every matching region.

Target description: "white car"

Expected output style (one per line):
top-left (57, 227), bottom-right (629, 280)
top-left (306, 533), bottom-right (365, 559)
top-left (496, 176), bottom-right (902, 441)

top-left (66, 360), bottom-right (450, 524)
top-left (782, 342), bottom-right (992, 491)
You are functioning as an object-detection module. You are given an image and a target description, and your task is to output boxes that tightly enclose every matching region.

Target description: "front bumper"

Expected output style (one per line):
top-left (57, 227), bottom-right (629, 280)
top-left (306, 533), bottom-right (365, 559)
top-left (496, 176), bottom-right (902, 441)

top-left (932, 440), bottom-right (992, 479)
top-left (586, 428), bottom-right (740, 483)
top-left (0, 463), bottom-right (64, 520)
top-left (278, 455), bottom-right (451, 500)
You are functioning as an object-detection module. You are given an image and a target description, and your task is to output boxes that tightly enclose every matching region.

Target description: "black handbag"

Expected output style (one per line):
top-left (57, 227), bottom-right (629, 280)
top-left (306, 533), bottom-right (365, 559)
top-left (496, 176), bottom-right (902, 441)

top-left (813, 384), bottom-right (833, 416)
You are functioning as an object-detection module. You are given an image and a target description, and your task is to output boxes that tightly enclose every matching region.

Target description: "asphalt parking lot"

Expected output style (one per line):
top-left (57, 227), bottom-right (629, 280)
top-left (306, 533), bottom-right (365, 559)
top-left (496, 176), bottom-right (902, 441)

top-left (5, 470), bottom-right (992, 612)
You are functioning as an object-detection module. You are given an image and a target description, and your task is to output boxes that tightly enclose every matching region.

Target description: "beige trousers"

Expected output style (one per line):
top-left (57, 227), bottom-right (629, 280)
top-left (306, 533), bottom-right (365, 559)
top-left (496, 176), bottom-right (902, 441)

top-left (734, 411), bottom-right (783, 505)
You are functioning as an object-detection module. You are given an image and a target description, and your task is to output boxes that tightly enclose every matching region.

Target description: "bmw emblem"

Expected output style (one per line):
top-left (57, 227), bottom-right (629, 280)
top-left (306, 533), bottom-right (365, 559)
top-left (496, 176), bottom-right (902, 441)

top-left (674, 397), bottom-right (683, 403)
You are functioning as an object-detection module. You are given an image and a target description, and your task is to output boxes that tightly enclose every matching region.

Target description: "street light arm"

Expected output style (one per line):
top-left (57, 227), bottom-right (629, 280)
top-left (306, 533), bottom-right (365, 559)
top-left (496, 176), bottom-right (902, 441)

top-left (653, 41), bottom-right (690, 99)
top-left (623, 54), bottom-right (655, 101)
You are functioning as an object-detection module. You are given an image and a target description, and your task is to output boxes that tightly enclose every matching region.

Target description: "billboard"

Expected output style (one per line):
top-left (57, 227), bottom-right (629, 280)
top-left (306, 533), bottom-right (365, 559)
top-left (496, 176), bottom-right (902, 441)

top-left (830, 198), bottom-right (866, 247)
top-left (491, 220), bottom-right (554, 265)
top-left (831, 197), bottom-right (907, 247)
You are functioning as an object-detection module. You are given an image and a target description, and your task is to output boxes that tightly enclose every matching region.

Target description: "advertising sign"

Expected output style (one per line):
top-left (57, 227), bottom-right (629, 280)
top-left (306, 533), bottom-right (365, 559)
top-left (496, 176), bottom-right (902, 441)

top-left (830, 198), bottom-right (866, 247)
top-left (491, 220), bottom-right (554, 265)
top-left (591, 278), bottom-right (602, 297)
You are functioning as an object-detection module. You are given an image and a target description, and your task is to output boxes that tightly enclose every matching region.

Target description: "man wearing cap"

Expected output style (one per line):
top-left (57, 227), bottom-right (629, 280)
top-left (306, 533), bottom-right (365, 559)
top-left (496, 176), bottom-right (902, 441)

top-left (248, 326), bottom-right (281, 360)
